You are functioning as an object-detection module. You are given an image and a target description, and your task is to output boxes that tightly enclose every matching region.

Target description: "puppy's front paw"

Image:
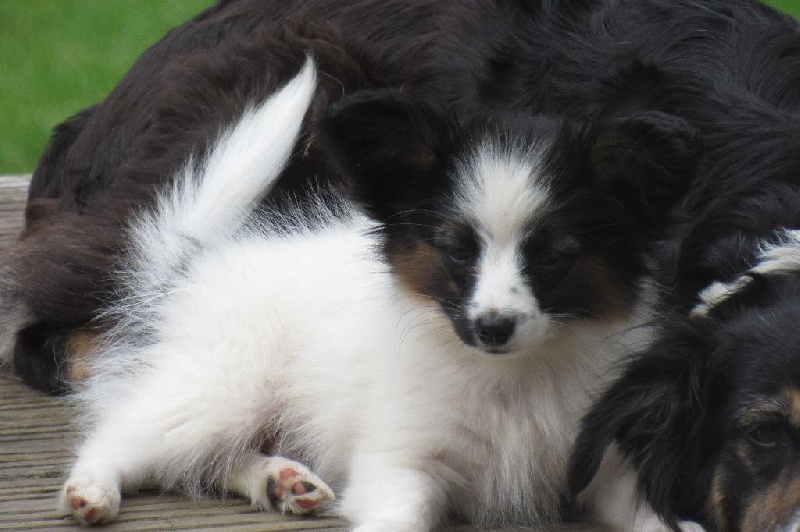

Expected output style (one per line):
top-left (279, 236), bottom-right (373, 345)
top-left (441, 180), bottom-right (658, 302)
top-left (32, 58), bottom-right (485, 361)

top-left (58, 479), bottom-right (121, 526)
top-left (678, 521), bottom-right (706, 532)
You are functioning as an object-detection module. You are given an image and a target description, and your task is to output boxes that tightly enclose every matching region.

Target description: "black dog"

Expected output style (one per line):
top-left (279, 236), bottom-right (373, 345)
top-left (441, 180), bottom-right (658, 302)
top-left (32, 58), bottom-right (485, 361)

top-left (569, 69), bottom-right (800, 530)
top-left (5, 0), bottom-right (798, 396)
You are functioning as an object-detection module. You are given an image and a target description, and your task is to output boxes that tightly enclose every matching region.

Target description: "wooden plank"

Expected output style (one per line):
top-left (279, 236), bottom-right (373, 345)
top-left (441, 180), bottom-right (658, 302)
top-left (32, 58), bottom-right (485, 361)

top-left (0, 175), bottom-right (28, 250)
top-left (0, 371), bottom-right (612, 530)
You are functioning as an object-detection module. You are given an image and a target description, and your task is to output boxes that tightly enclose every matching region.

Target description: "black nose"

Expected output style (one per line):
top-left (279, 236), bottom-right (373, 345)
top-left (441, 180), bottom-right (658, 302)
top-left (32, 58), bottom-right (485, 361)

top-left (475, 315), bottom-right (516, 347)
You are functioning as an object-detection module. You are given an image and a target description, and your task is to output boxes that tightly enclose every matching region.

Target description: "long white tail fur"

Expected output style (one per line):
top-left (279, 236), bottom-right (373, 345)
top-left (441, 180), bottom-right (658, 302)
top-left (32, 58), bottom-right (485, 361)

top-left (126, 58), bottom-right (316, 290)
top-left (100, 57), bottom-right (316, 342)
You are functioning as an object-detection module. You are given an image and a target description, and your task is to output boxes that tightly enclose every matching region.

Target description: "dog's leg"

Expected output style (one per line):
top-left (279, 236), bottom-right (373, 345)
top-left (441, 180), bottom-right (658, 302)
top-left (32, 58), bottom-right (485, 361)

top-left (58, 321), bottom-right (338, 526)
top-left (58, 468), bottom-right (122, 526)
top-left (580, 444), bottom-right (706, 532)
top-left (227, 452), bottom-right (335, 514)
top-left (59, 412), bottom-right (174, 526)
top-left (339, 452), bottom-right (449, 532)
top-left (61, 422), bottom-right (335, 525)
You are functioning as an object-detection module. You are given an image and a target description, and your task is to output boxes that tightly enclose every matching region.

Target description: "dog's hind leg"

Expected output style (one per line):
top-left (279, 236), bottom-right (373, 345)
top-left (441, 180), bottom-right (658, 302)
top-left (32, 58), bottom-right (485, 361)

top-left (59, 331), bottom-right (330, 525)
top-left (59, 472), bottom-right (121, 526)
top-left (61, 447), bottom-right (334, 525)
top-left (227, 452), bottom-right (334, 514)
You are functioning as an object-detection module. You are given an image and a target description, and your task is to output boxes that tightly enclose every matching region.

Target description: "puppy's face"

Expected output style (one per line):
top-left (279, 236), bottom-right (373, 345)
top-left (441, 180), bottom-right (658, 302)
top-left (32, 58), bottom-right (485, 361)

top-left (570, 289), bottom-right (800, 532)
top-left (321, 92), bottom-right (700, 355)
top-left (712, 389), bottom-right (800, 532)
top-left (707, 307), bottom-right (800, 532)
top-left (384, 125), bottom-right (645, 354)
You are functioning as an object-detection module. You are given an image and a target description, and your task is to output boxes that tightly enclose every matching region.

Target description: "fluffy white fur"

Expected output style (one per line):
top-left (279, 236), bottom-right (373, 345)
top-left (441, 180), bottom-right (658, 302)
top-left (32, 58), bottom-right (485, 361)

top-left (61, 59), bottom-right (673, 530)
top-left (454, 139), bottom-right (555, 353)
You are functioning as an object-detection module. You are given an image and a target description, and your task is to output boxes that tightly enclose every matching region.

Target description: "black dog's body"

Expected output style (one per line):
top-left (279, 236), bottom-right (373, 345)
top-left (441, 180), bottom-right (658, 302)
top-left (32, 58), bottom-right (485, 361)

top-left (6, 0), bottom-right (798, 393)
top-left (571, 237), bottom-right (800, 529)
top-left (569, 22), bottom-right (800, 531)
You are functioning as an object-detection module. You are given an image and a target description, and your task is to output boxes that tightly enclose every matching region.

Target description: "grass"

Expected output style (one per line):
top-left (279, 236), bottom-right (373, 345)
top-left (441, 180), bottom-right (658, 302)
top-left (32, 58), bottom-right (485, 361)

top-left (1, 0), bottom-right (798, 174)
top-left (0, 1), bottom-right (212, 174)
top-left (766, 0), bottom-right (800, 16)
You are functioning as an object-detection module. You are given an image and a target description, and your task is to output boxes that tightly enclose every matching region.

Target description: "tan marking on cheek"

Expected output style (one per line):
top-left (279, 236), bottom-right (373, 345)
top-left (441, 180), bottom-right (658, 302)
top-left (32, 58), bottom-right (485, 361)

top-left (742, 472), bottom-right (800, 532)
top-left (708, 464), bottom-right (728, 531)
top-left (390, 241), bottom-right (456, 300)
top-left (573, 255), bottom-right (635, 318)
top-left (782, 388), bottom-right (800, 427)
top-left (65, 330), bottom-right (100, 384)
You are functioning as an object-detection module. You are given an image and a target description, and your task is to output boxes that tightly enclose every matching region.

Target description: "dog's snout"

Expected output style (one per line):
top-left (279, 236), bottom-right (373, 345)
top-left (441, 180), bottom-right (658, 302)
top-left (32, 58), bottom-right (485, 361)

top-left (475, 315), bottom-right (516, 347)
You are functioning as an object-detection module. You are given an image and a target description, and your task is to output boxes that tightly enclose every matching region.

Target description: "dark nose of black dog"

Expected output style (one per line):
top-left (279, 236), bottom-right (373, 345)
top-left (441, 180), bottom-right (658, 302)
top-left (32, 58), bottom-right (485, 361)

top-left (475, 315), bottom-right (516, 347)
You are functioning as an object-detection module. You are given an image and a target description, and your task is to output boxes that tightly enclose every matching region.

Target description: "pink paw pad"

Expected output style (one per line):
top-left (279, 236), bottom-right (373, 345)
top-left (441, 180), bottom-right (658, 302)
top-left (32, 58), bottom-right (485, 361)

top-left (267, 466), bottom-right (335, 514)
top-left (66, 488), bottom-right (101, 525)
top-left (61, 482), bottom-right (119, 526)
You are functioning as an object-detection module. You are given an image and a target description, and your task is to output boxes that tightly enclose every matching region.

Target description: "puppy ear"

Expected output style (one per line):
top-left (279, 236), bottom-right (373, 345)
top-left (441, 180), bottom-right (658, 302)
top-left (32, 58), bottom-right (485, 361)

top-left (590, 111), bottom-right (702, 225)
top-left (569, 319), bottom-right (713, 526)
top-left (319, 90), bottom-right (454, 221)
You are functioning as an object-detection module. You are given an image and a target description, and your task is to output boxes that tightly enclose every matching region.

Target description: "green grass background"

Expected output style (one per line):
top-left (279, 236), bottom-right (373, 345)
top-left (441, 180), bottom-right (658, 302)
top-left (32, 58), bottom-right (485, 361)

top-left (0, 1), bottom-right (213, 174)
top-left (1, 0), bottom-right (798, 174)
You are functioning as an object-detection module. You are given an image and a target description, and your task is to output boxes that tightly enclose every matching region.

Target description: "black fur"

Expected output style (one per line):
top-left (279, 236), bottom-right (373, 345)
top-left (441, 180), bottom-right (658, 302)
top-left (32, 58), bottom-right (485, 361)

top-left (322, 93), bottom-right (700, 349)
top-left (571, 276), bottom-right (800, 530)
top-left (568, 26), bottom-right (800, 529)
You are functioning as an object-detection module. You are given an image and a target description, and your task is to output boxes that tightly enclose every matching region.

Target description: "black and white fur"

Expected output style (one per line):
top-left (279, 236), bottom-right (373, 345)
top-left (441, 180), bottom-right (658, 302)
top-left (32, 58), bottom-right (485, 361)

top-left (571, 234), bottom-right (800, 532)
top-left (60, 59), bottom-right (702, 530)
top-left (6, 0), bottom-right (800, 400)
top-left (569, 68), bottom-right (800, 530)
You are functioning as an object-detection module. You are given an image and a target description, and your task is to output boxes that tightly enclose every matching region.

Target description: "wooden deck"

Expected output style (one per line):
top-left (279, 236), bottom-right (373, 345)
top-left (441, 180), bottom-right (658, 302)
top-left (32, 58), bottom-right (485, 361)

top-left (0, 175), bottom-right (604, 531)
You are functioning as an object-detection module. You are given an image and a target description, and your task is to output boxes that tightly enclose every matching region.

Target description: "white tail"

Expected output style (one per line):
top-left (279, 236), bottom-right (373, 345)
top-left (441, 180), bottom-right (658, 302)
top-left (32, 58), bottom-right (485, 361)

top-left (126, 57), bottom-right (317, 287)
top-left (168, 56), bottom-right (317, 242)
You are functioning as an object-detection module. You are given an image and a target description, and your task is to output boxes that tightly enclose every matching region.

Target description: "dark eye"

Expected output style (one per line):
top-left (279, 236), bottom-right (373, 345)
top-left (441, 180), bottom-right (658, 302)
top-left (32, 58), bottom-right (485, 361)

top-left (448, 246), bottom-right (472, 264)
top-left (747, 423), bottom-right (784, 448)
top-left (533, 237), bottom-right (581, 270)
top-left (536, 250), bottom-right (563, 268)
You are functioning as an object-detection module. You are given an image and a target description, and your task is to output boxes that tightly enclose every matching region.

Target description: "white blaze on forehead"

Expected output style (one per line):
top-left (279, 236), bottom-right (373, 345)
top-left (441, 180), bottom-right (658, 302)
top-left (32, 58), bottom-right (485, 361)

top-left (454, 140), bottom-right (552, 321)
top-left (453, 139), bottom-right (552, 246)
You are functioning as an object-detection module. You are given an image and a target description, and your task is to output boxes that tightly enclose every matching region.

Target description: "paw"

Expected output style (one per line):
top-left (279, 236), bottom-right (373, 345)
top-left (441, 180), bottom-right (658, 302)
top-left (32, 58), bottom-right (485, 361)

top-left (678, 521), bottom-right (706, 532)
top-left (267, 460), bottom-right (335, 514)
top-left (58, 479), bottom-right (121, 526)
top-left (246, 456), bottom-right (334, 515)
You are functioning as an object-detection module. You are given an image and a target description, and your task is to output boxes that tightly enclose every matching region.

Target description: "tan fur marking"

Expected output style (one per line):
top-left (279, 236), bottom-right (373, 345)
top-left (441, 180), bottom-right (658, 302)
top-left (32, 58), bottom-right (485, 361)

top-left (390, 241), bottom-right (456, 300)
top-left (741, 472), bottom-right (800, 532)
top-left (783, 388), bottom-right (800, 428)
top-left (65, 330), bottom-right (100, 384)
top-left (574, 255), bottom-right (634, 318)
top-left (709, 464), bottom-right (729, 531)
top-left (738, 388), bottom-right (800, 532)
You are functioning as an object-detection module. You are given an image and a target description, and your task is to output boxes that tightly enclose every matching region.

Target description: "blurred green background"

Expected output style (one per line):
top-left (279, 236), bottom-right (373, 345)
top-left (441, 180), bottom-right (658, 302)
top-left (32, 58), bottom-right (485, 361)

top-left (1, 0), bottom-right (798, 174)
top-left (0, 1), bottom-right (213, 174)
